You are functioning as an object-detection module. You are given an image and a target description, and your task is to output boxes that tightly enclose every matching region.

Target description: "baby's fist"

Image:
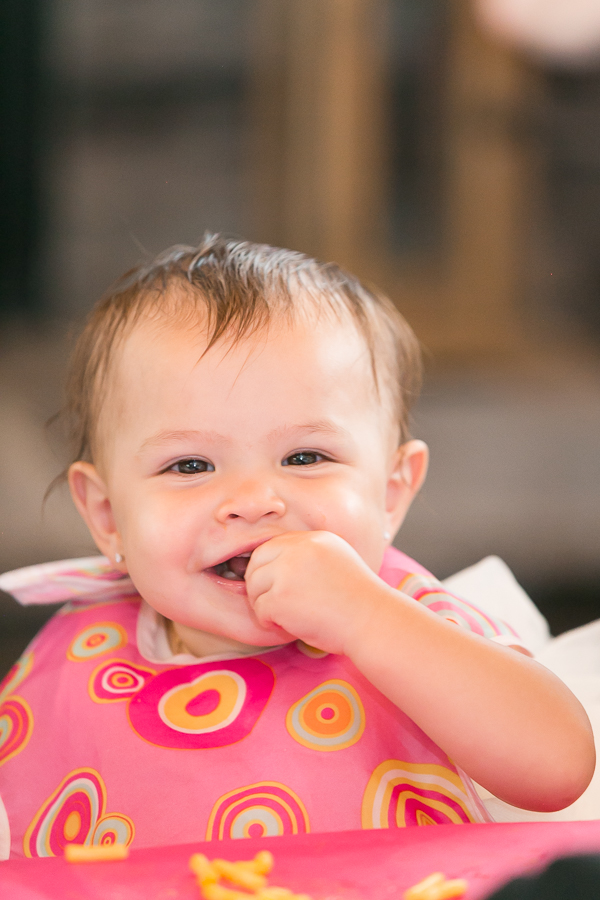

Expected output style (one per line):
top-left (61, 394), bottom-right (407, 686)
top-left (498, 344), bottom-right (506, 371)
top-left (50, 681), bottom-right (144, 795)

top-left (245, 531), bottom-right (382, 654)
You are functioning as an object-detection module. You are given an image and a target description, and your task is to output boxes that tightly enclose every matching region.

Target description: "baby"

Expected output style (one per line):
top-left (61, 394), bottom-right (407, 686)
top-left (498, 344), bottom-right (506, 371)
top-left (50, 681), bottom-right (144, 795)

top-left (0, 236), bottom-right (594, 858)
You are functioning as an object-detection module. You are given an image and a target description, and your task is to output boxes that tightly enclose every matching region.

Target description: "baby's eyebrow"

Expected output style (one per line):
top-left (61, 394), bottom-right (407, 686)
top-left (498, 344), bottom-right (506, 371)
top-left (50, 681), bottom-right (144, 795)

top-left (137, 421), bottom-right (350, 455)
top-left (266, 421), bottom-right (351, 441)
top-left (137, 429), bottom-right (232, 453)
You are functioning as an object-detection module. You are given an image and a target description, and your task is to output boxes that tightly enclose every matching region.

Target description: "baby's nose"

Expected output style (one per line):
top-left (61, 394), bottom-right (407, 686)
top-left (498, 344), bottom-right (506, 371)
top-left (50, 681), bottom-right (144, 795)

top-left (215, 480), bottom-right (286, 524)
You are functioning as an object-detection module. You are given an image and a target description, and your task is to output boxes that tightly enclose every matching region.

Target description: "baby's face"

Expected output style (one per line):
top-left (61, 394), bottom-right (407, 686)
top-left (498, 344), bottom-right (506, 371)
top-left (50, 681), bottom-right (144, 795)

top-left (86, 308), bottom-right (417, 650)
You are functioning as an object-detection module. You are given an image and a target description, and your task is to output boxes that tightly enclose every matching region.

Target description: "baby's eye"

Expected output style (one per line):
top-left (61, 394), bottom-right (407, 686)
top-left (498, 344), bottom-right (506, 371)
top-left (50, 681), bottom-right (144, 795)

top-left (282, 451), bottom-right (325, 467)
top-left (170, 458), bottom-right (214, 475)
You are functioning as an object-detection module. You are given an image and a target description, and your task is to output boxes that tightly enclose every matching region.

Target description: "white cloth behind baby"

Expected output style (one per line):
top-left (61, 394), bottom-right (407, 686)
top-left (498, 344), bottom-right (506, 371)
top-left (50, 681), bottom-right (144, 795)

top-left (443, 556), bottom-right (551, 657)
top-left (443, 556), bottom-right (600, 822)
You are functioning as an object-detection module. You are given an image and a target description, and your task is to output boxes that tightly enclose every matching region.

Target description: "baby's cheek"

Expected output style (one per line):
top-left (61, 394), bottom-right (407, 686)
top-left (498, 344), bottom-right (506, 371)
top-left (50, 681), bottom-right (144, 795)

top-left (332, 507), bottom-right (386, 570)
top-left (137, 495), bottom-right (191, 541)
top-left (122, 508), bottom-right (190, 581)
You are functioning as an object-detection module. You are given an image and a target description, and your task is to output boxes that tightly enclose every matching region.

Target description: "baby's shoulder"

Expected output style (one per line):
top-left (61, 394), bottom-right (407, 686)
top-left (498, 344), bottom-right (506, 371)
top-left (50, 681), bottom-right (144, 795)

top-left (0, 556), bottom-right (143, 687)
top-left (0, 555), bottom-right (139, 608)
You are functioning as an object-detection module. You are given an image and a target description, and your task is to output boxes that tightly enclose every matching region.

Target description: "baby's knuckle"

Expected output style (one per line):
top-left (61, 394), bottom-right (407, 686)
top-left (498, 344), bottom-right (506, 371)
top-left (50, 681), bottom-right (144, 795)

top-left (308, 530), bottom-right (330, 550)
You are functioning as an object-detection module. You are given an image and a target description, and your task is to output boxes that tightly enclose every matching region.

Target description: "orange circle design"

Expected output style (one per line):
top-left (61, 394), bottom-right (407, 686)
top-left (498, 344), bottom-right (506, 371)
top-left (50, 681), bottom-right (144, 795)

top-left (286, 680), bottom-right (365, 751)
top-left (67, 623), bottom-right (127, 662)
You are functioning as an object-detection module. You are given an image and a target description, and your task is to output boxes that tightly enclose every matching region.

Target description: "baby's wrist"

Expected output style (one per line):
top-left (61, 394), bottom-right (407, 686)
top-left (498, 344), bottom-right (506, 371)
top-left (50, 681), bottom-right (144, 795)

top-left (339, 578), bottom-right (396, 661)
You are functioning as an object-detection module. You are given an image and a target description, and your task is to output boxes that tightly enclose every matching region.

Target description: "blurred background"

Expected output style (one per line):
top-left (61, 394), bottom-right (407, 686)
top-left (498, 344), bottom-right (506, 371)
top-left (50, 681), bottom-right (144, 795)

top-left (2, 0), bottom-right (600, 677)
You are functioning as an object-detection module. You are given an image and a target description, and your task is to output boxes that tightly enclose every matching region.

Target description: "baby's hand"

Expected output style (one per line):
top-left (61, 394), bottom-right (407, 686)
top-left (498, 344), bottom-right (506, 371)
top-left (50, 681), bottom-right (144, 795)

top-left (244, 532), bottom-right (384, 654)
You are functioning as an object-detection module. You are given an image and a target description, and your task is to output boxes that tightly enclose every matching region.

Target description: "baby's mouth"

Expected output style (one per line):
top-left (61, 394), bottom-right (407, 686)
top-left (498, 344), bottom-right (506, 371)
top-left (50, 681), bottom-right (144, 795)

top-left (209, 552), bottom-right (251, 581)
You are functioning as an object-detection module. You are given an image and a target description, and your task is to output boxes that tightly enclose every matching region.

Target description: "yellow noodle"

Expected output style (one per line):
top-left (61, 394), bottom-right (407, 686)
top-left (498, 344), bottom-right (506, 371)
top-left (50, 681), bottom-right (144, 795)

top-left (213, 858), bottom-right (267, 891)
top-left (65, 842), bottom-right (129, 863)
top-left (404, 872), bottom-right (467, 900)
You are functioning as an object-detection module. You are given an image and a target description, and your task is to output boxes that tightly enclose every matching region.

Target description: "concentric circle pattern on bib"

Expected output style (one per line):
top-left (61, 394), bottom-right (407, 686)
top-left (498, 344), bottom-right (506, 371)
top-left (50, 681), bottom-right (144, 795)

top-left (286, 679), bottom-right (365, 751)
top-left (361, 759), bottom-right (478, 828)
top-left (89, 659), bottom-right (156, 703)
top-left (0, 651), bottom-right (33, 703)
top-left (92, 813), bottom-right (135, 846)
top-left (396, 573), bottom-right (512, 640)
top-left (23, 768), bottom-right (134, 857)
top-left (24, 769), bottom-right (106, 857)
top-left (0, 695), bottom-right (33, 765)
top-left (206, 782), bottom-right (310, 840)
top-left (128, 657), bottom-right (275, 749)
top-left (67, 623), bottom-right (127, 661)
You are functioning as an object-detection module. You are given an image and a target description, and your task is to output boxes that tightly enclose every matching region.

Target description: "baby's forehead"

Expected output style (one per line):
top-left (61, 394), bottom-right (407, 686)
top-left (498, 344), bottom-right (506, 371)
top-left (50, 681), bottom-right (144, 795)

top-left (118, 293), bottom-right (369, 365)
top-left (107, 299), bottom-right (356, 393)
top-left (107, 300), bottom-right (376, 412)
top-left (93, 298), bottom-right (399, 466)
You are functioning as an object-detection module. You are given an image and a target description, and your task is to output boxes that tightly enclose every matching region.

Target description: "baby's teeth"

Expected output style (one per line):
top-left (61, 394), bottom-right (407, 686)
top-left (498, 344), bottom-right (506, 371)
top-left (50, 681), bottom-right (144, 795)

top-left (223, 569), bottom-right (238, 580)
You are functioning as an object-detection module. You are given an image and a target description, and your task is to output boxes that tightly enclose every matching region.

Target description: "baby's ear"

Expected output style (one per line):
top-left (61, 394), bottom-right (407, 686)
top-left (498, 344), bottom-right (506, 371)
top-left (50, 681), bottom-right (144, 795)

top-left (68, 462), bottom-right (125, 569)
top-left (385, 440), bottom-right (429, 538)
top-left (398, 439), bottom-right (429, 493)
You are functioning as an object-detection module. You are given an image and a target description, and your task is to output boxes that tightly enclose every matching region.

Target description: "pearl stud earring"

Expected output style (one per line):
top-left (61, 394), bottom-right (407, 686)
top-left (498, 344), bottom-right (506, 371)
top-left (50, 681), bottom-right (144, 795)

top-left (115, 552), bottom-right (123, 564)
top-left (383, 531), bottom-right (391, 541)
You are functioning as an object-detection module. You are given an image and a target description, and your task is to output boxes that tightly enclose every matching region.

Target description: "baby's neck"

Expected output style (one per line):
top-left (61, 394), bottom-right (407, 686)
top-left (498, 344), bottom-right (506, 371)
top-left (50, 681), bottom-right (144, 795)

top-left (165, 618), bottom-right (275, 659)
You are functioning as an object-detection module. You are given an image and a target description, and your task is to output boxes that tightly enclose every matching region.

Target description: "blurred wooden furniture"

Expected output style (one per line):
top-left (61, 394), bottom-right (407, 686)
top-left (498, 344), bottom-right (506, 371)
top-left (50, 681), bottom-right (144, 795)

top-left (250, 0), bottom-right (537, 361)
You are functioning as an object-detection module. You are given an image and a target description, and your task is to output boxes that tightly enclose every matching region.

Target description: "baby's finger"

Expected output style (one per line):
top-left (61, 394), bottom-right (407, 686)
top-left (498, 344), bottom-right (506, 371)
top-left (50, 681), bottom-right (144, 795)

top-left (245, 534), bottom-right (292, 580)
top-left (244, 562), bottom-right (275, 608)
top-left (251, 590), bottom-right (279, 629)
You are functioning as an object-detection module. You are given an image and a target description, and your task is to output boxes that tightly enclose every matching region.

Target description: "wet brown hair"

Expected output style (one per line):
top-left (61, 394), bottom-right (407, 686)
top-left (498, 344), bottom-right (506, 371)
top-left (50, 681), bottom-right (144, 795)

top-left (58, 234), bottom-right (422, 474)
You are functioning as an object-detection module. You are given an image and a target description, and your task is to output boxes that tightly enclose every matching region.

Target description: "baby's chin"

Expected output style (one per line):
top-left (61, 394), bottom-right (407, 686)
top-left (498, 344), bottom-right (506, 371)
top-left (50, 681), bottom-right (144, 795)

top-left (225, 622), bottom-right (298, 652)
top-left (171, 618), bottom-right (295, 659)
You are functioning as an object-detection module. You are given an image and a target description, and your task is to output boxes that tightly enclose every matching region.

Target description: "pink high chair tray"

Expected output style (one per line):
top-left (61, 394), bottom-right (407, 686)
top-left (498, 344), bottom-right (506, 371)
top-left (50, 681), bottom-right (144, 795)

top-left (3, 821), bottom-right (600, 900)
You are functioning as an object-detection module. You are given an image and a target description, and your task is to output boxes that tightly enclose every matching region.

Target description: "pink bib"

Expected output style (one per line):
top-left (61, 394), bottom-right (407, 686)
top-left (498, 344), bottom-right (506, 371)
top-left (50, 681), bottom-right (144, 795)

top-left (0, 548), bottom-right (515, 857)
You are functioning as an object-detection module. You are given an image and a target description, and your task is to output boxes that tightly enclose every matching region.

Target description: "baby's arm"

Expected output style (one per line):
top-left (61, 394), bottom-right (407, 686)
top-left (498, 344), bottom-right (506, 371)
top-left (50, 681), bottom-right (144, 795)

top-left (245, 531), bottom-right (595, 813)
